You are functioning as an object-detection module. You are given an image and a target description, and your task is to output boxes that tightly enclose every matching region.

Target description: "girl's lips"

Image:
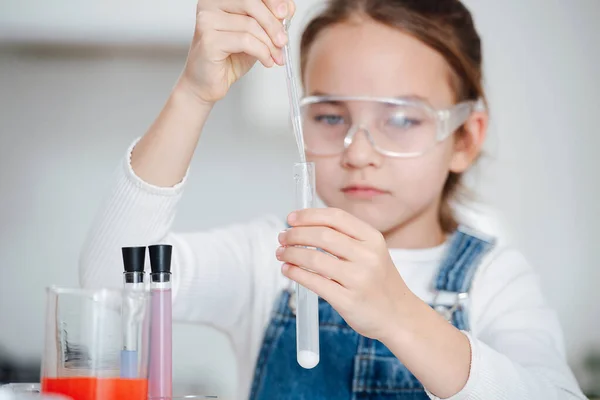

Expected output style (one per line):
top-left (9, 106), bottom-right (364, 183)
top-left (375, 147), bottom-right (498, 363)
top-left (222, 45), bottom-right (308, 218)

top-left (341, 185), bottom-right (387, 199)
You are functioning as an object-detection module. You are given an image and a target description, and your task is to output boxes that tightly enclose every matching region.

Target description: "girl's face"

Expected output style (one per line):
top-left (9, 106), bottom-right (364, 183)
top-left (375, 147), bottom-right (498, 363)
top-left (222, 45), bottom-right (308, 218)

top-left (303, 18), bottom-right (486, 247)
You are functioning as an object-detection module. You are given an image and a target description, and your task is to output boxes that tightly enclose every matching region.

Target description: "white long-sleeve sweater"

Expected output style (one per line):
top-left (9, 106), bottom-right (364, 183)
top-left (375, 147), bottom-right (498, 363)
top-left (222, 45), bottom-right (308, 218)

top-left (79, 141), bottom-right (587, 400)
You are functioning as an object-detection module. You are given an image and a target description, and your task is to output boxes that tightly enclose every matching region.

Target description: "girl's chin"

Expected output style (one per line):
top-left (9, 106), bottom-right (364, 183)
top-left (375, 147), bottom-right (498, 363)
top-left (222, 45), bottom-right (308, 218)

top-left (334, 202), bottom-right (402, 231)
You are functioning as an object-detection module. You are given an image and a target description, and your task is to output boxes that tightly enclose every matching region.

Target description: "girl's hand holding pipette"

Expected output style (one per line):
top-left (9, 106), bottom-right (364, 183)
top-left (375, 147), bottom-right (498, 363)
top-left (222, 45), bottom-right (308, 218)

top-left (179, 0), bottom-right (296, 105)
top-left (130, 0), bottom-right (295, 187)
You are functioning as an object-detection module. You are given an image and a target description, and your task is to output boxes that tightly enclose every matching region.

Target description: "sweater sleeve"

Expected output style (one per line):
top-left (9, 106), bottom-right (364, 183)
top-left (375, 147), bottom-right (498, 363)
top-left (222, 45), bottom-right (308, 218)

top-left (426, 248), bottom-right (586, 400)
top-left (78, 139), bottom-right (287, 334)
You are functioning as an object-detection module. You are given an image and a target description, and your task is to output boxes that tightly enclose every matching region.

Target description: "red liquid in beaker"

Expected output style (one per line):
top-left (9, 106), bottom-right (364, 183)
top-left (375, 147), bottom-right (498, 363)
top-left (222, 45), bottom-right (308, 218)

top-left (42, 377), bottom-right (148, 400)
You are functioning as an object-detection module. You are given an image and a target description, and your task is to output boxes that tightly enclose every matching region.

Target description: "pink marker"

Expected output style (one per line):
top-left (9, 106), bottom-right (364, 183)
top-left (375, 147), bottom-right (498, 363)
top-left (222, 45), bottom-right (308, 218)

top-left (148, 244), bottom-right (173, 399)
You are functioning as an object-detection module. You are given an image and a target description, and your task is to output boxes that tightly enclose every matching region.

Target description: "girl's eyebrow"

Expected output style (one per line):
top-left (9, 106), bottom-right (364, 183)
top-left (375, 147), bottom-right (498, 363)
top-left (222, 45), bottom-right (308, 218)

top-left (394, 94), bottom-right (428, 102)
top-left (307, 90), bottom-right (330, 96)
top-left (307, 91), bottom-right (342, 104)
top-left (306, 91), bottom-right (344, 105)
top-left (307, 90), bottom-right (428, 103)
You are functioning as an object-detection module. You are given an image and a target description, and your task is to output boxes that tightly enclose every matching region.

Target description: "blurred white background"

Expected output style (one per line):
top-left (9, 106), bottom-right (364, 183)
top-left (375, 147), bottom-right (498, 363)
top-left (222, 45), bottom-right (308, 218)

top-left (0, 0), bottom-right (599, 397)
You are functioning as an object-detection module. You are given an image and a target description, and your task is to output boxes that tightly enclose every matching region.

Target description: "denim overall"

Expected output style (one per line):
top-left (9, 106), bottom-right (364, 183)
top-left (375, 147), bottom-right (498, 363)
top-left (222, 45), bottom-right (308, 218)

top-left (249, 226), bottom-right (495, 400)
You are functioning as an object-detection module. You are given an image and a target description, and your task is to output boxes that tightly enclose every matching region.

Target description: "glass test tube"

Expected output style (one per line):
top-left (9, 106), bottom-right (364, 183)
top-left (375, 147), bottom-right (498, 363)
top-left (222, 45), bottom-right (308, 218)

top-left (293, 162), bottom-right (320, 369)
top-left (148, 245), bottom-right (173, 400)
top-left (121, 246), bottom-right (147, 379)
top-left (121, 270), bottom-right (144, 378)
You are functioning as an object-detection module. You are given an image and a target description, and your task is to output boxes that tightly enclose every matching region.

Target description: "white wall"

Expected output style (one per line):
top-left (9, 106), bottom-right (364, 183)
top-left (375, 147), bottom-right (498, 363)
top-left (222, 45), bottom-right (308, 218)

top-left (463, 0), bottom-right (600, 380)
top-left (0, 48), bottom-right (299, 397)
top-left (0, 0), bottom-right (599, 396)
top-left (0, 0), bottom-right (197, 45)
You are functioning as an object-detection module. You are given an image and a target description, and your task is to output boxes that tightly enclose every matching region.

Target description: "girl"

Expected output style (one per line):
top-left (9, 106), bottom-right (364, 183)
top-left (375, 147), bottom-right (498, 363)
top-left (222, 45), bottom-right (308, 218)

top-left (80, 0), bottom-right (587, 399)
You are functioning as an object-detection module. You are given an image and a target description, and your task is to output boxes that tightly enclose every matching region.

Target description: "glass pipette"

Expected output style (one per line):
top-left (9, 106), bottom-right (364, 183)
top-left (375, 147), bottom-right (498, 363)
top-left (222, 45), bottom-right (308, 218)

top-left (282, 18), bottom-right (306, 163)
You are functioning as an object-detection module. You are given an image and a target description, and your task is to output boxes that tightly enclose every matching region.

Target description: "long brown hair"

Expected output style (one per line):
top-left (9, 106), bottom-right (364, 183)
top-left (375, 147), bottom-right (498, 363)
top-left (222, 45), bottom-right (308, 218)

top-left (299, 0), bottom-right (486, 233)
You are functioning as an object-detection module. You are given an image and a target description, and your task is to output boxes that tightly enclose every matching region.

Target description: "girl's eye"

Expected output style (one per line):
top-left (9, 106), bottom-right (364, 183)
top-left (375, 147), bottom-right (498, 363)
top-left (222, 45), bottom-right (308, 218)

top-left (314, 114), bottom-right (347, 125)
top-left (387, 113), bottom-right (422, 129)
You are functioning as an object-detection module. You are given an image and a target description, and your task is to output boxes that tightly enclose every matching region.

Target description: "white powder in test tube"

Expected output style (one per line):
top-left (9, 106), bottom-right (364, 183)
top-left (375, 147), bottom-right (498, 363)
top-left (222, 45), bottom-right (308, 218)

top-left (297, 350), bottom-right (320, 369)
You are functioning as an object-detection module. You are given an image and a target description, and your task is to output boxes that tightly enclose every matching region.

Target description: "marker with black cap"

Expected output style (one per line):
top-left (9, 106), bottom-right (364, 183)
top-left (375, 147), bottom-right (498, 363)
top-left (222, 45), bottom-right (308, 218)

top-left (121, 246), bottom-right (147, 378)
top-left (148, 244), bottom-right (173, 399)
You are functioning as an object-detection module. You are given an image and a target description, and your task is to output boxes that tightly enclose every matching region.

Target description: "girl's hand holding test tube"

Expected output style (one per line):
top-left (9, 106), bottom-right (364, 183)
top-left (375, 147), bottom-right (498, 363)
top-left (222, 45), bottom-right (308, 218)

top-left (276, 207), bottom-right (412, 340)
top-left (276, 207), bottom-right (472, 393)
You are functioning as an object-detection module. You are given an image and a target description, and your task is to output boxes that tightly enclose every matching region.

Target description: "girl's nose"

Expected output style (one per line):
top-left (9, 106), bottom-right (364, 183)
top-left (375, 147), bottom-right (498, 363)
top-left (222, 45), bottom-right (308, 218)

top-left (341, 126), bottom-right (383, 169)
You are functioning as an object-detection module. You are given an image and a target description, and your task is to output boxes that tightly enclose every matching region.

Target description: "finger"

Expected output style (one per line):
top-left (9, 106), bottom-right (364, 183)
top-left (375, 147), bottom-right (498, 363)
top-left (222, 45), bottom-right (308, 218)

top-left (287, 1), bottom-right (296, 19)
top-left (213, 31), bottom-right (274, 67)
top-left (282, 262), bottom-right (348, 309)
top-left (276, 245), bottom-right (349, 285)
top-left (279, 226), bottom-right (363, 261)
top-left (288, 208), bottom-right (379, 242)
top-left (262, 0), bottom-right (294, 20)
top-left (213, 11), bottom-right (283, 65)
top-left (221, 0), bottom-right (288, 48)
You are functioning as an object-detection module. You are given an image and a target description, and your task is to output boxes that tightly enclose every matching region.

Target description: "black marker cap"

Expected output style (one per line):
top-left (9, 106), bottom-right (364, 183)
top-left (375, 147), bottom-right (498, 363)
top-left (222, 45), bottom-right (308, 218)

top-left (122, 246), bottom-right (146, 273)
top-left (149, 244), bottom-right (172, 274)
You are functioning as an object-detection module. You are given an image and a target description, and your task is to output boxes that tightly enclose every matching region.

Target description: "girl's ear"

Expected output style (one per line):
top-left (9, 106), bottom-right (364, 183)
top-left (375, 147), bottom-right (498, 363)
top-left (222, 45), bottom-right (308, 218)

top-left (449, 111), bottom-right (488, 173)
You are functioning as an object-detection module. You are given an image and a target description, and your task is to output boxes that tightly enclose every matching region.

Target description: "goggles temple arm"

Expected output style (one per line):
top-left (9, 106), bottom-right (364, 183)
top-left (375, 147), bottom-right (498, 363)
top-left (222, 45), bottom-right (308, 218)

top-left (439, 100), bottom-right (477, 139)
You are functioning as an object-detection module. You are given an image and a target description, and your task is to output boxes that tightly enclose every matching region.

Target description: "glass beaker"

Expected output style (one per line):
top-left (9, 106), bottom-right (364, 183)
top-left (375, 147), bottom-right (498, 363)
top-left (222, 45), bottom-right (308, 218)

top-left (40, 286), bottom-right (151, 400)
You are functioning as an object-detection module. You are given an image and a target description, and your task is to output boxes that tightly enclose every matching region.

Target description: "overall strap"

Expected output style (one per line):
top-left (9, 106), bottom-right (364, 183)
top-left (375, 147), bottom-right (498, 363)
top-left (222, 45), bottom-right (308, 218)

top-left (435, 225), bottom-right (496, 293)
top-left (432, 226), bottom-right (496, 330)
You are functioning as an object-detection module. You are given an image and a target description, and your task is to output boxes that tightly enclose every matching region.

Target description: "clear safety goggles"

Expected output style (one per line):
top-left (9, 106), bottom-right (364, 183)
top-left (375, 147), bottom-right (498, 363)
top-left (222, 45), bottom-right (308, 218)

top-left (299, 95), bottom-right (480, 158)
